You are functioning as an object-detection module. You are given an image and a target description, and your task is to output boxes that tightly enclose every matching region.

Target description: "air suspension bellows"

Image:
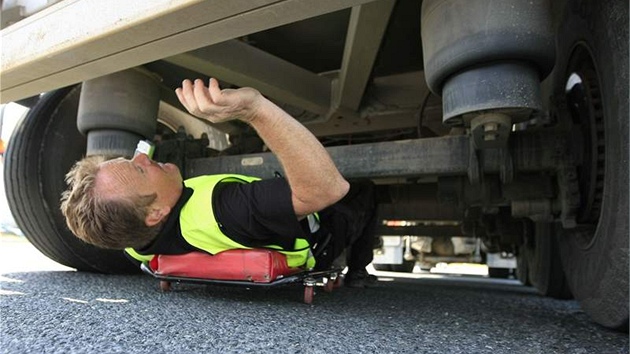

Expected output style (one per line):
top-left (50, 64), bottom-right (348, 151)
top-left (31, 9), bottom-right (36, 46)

top-left (421, 0), bottom-right (555, 125)
top-left (77, 68), bottom-right (160, 157)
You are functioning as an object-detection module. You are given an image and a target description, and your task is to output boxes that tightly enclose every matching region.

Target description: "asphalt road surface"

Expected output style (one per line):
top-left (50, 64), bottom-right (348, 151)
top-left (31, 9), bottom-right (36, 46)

top-left (0, 235), bottom-right (627, 354)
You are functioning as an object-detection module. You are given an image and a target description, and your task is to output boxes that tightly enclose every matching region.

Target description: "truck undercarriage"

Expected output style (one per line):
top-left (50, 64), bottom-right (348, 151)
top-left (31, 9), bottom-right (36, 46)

top-left (1, 0), bottom-right (627, 329)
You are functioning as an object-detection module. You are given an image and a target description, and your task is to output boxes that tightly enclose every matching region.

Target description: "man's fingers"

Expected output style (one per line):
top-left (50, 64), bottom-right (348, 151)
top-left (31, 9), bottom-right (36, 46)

top-left (192, 79), bottom-right (215, 113)
top-left (208, 78), bottom-right (223, 104)
top-left (179, 79), bottom-right (201, 115)
top-left (175, 88), bottom-right (188, 109)
top-left (175, 78), bottom-right (234, 123)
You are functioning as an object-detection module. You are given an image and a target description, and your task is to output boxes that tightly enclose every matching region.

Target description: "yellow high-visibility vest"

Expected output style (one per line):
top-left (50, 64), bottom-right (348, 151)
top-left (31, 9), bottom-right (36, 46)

top-left (126, 174), bottom-right (316, 269)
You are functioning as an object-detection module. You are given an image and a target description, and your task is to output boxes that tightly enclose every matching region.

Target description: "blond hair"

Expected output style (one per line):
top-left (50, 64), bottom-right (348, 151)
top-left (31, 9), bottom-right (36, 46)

top-left (60, 155), bottom-right (160, 250)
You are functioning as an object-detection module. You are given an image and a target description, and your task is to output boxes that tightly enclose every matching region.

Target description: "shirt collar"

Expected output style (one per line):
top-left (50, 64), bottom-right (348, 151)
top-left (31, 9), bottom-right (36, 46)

top-left (134, 184), bottom-right (193, 254)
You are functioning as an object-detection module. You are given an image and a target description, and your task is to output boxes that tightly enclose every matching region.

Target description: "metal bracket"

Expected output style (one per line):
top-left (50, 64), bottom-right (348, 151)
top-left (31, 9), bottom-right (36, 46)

top-left (468, 138), bottom-right (482, 185)
top-left (498, 146), bottom-right (514, 184)
top-left (468, 113), bottom-right (515, 184)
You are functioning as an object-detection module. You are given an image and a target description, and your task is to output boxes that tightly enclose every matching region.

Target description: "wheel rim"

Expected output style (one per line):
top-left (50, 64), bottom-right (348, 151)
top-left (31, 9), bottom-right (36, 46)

top-left (563, 43), bottom-right (605, 247)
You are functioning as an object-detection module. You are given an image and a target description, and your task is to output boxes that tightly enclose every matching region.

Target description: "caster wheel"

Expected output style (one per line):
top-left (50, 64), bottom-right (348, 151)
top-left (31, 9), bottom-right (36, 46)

top-left (159, 281), bottom-right (171, 292)
top-left (304, 286), bottom-right (314, 304)
top-left (334, 276), bottom-right (343, 288)
top-left (324, 278), bottom-right (334, 293)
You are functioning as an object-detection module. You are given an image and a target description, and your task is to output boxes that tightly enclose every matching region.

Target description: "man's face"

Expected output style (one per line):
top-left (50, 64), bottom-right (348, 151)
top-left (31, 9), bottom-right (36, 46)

top-left (96, 154), bottom-right (183, 210)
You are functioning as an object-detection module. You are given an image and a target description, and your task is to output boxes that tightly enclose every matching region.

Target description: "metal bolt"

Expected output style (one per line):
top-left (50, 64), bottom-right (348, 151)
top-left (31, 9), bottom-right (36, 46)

top-left (484, 122), bottom-right (499, 141)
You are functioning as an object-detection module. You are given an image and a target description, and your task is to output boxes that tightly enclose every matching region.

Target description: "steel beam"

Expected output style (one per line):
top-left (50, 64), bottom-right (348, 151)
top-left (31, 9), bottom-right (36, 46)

top-left (164, 40), bottom-right (332, 115)
top-left (309, 71), bottom-right (438, 136)
top-left (331, 0), bottom-right (396, 114)
top-left (186, 131), bottom-right (564, 178)
top-left (1, 0), bottom-right (376, 103)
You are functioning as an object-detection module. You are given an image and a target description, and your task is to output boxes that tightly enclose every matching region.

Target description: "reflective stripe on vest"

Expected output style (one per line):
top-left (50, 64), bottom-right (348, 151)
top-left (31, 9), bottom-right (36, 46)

top-left (125, 247), bottom-right (153, 262)
top-left (126, 174), bottom-right (316, 269)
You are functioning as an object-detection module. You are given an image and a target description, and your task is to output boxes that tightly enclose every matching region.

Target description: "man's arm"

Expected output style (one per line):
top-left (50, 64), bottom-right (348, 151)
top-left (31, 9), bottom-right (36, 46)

top-left (175, 78), bottom-right (349, 218)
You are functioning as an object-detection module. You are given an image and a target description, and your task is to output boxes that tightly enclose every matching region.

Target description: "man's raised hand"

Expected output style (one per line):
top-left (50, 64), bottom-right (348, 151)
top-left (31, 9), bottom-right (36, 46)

top-left (175, 78), bottom-right (262, 124)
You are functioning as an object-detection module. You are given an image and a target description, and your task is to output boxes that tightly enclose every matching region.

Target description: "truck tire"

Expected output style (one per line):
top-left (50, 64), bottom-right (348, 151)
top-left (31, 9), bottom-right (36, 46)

top-left (372, 264), bottom-right (392, 272)
top-left (553, 0), bottom-right (628, 329)
top-left (515, 254), bottom-right (530, 286)
top-left (523, 222), bottom-right (572, 299)
top-left (372, 259), bottom-right (416, 273)
top-left (389, 259), bottom-right (416, 273)
top-left (4, 86), bottom-right (138, 273)
top-left (488, 268), bottom-right (510, 279)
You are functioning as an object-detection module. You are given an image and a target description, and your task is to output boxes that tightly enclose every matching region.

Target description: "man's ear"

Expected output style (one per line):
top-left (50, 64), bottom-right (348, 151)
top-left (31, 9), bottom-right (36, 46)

top-left (145, 206), bottom-right (171, 227)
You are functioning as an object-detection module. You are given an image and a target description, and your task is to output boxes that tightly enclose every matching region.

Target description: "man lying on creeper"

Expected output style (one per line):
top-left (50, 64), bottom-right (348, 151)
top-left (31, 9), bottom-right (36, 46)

top-left (61, 78), bottom-right (378, 287)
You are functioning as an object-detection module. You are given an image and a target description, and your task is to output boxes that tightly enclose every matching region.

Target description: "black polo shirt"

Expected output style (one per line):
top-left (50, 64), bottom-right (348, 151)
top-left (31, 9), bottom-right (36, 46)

top-left (134, 177), bottom-right (309, 256)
